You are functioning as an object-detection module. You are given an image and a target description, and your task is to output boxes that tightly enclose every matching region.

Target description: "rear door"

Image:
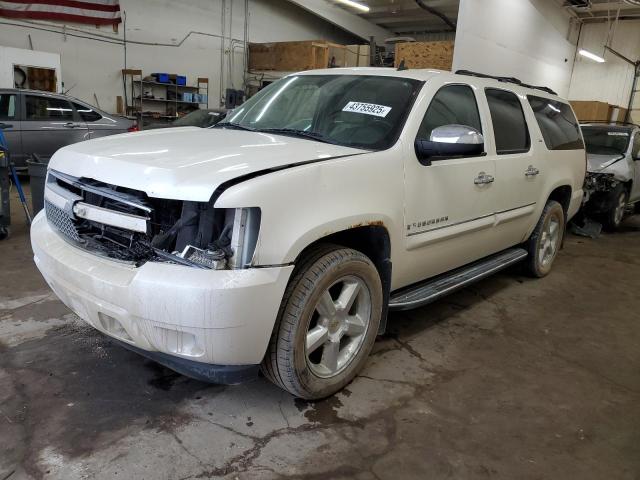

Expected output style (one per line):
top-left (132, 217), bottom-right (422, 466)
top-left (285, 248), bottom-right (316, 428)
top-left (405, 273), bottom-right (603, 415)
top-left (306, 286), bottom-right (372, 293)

top-left (483, 87), bottom-right (542, 247)
top-left (0, 91), bottom-right (23, 166)
top-left (21, 94), bottom-right (89, 160)
top-left (401, 81), bottom-right (500, 284)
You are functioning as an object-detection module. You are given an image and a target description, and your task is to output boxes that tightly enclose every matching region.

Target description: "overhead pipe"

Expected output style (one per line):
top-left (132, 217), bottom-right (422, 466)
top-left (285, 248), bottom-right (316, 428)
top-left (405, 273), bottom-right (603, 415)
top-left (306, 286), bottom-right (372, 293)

top-left (413, 0), bottom-right (456, 31)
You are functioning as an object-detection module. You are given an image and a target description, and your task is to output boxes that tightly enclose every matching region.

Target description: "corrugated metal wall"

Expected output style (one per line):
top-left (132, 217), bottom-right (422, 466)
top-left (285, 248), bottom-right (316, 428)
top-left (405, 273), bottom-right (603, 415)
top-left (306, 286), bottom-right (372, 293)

top-left (568, 20), bottom-right (640, 114)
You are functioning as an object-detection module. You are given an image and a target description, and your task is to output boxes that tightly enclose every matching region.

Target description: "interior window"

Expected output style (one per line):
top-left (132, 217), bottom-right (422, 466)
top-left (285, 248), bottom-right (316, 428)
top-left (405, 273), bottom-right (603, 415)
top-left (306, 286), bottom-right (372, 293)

top-left (417, 84), bottom-right (482, 140)
top-left (72, 102), bottom-right (102, 122)
top-left (527, 96), bottom-right (583, 150)
top-left (0, 94), bottom-right (16, 120)
top-left (25, 96), bottom-right (74, 121)
top-left (485, 88), bottom-right (530, 154)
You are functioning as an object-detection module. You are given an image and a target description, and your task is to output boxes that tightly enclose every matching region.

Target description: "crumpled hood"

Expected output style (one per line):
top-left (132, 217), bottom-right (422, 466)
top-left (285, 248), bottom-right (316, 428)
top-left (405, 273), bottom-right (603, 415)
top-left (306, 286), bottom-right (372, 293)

top-left (587, 153), bottom-right (625, 173)
top-left (49, 127), bottom-right (363, 201)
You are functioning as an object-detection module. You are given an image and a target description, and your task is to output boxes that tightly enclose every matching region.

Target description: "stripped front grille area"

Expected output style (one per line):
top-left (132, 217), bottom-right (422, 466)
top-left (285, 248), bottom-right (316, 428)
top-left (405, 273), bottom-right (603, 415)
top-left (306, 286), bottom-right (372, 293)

top-left (44, 170), bottom-right (186, 264)
top-left (45, 199), bottom-right (81, 242)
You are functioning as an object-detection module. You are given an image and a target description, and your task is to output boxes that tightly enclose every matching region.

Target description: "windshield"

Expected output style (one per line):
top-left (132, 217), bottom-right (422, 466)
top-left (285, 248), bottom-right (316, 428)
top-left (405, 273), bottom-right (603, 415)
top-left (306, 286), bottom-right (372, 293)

top-left (220, 74), bottom-right (422, 150)
top-left (173, 110), bottom-right (225, 127)
top-left (581, 126), bottom-right (631, 155)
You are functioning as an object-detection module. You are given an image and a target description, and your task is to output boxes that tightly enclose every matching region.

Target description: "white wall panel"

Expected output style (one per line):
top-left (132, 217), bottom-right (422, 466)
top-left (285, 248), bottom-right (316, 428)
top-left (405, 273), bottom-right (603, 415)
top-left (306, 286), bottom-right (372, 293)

top-left (568, 20), bottom-right (640, 108)
top-left (453, 0), bottom-right (577, 98)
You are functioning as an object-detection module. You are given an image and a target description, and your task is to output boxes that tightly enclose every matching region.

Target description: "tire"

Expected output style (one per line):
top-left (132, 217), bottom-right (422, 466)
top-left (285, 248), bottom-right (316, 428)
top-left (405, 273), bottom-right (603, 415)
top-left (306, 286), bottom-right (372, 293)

top-left (635, 202), bottom-right (640, 215)
top-left (261, 244), bottom-right (383, 399)
top-left (525, 200), bottom-right (565, 278)
top-left (602, 185), bottom-right (628, 232)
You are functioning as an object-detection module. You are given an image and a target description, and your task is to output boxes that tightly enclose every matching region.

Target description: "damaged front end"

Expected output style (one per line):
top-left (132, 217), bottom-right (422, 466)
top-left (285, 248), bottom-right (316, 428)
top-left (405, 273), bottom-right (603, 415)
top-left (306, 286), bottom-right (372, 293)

top-left (582, 172), bottom-right (620, 214)
top-left (44, 169), bottom-right (260, 270)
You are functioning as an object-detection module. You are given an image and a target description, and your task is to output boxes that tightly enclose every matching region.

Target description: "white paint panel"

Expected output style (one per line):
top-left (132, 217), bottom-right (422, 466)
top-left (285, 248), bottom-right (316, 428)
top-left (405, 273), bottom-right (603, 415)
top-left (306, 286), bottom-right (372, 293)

top-left (568, 20), bottom-right (640, 107)
top-left (0, 46), bottom-right (61, 91)
top-left (453, 0), bottom-right (576, 98)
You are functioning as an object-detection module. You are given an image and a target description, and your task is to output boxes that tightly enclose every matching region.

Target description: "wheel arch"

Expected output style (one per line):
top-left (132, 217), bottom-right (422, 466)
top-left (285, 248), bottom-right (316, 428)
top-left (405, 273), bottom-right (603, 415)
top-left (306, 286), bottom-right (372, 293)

top-left (293, 224), bottom-right (392, 334)
top-left (547, 184), bottom-right (572, 217)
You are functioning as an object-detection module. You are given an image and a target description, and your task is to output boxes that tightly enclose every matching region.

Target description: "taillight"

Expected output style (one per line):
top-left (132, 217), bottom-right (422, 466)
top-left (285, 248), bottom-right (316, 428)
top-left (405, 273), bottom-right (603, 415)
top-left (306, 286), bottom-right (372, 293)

top-left (127, 122), bottom-right (139, 132)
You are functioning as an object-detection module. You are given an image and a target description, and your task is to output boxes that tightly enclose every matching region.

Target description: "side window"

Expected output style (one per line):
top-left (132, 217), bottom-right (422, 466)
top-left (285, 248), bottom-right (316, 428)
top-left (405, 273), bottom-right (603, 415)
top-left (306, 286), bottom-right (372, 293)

top-left (0, 93), bottom-right (17, 121)
top-left (485, 88), bottom-right (530, 154)
top-left (417, 84), bottom-right (482, 140)
top-left (25, 96), bottom-right (74, 121)
top-left (527, 95), bottom-right (583, 150)
top-left (72, 102), bottom-right (102, 122)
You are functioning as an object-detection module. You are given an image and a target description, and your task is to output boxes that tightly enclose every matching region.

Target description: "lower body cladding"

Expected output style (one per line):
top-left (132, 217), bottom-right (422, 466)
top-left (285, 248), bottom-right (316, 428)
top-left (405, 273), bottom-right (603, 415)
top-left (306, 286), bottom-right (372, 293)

top-left (31, 212), bottom-right (294, 384)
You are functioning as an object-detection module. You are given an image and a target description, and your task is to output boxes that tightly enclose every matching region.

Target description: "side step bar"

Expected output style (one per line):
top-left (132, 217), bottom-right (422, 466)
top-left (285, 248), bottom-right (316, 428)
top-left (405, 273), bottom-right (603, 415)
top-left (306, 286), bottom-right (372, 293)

top-left (389, 248), bottom-right (528, 311)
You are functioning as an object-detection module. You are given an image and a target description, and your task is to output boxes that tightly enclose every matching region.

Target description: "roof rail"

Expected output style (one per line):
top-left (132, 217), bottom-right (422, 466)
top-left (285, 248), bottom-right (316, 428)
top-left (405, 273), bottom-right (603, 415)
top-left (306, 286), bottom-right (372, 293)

top-left (579, 120), bottom-right (640, 128)
top-left (454, 70), bottom-right (558, 96)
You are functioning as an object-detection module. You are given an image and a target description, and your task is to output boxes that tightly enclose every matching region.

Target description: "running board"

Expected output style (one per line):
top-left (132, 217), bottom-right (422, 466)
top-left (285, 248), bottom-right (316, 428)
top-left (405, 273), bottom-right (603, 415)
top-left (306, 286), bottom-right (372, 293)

top-left (389, 248), bottom-right (528, 311)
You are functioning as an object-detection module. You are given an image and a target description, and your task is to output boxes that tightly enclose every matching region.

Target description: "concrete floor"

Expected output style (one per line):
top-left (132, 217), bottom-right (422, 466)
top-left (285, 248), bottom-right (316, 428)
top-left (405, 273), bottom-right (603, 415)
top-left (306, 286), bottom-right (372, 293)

top-left (1, 184), bottom-right (640, 480)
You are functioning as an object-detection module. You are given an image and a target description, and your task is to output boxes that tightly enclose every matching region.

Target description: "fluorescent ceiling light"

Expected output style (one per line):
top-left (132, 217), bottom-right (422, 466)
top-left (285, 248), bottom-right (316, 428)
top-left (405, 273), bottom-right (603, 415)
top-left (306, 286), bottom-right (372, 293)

top-left (579, 49), bottom-right (605, 63)
top-left (336, 0), bottom-right (370, 12)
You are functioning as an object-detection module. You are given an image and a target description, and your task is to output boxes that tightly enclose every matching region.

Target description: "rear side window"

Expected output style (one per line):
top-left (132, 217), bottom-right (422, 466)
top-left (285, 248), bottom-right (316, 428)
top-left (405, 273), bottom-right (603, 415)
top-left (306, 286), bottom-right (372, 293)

top-left (417, 84), bottom-right (482, 139)
top-left (25, 95), bottom-right (73, 121)
top-left (527, 96), bottom-right (583, 150)
top-left (485, 89), bottom-right (530, 154)
top-left (633, 133), bottom-right (640, 158)
top-left (72, 102), bottom-right (102, 122)
top-left (0, 93), bottom-right (16, 120)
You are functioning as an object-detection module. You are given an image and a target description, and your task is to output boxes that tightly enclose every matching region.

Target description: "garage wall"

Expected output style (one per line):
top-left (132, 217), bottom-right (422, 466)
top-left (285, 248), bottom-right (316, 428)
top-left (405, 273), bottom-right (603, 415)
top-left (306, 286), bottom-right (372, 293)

top-left (452, 0), bottom-right (578, 98)
top-left (568, 20), bottom-right (640, 116)
top-left (0, 0), bottom-right (359, 113)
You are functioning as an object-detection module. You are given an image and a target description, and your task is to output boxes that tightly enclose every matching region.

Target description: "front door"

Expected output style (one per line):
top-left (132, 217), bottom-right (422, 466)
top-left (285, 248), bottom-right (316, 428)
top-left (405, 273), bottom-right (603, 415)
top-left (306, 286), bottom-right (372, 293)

top-left (21, 94), bottom-right (89, 161)
top-left (400, 82), bottom-right (500, 287)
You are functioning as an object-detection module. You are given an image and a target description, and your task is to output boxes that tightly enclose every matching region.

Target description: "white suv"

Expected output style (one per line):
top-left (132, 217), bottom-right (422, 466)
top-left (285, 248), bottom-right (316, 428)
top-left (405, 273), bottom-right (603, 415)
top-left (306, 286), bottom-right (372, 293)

top-left (31, 68), bottom-right (586, 398)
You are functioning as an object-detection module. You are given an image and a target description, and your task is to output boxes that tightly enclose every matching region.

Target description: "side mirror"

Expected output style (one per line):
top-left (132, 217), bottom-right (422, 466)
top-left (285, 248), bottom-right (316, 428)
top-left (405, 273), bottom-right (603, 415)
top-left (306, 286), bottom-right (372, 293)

top-left (415, 124), bottom-right (484, 166)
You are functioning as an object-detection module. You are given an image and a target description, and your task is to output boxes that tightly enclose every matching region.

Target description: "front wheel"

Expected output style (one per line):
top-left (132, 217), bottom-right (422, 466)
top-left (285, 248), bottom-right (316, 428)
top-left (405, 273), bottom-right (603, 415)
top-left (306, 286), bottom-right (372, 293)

top-left (262, 245), bottom-right (382, 399)
top-left (525, 200), bottom-right (565, 278)
top-left (602, 186), bottom-right (628, 231)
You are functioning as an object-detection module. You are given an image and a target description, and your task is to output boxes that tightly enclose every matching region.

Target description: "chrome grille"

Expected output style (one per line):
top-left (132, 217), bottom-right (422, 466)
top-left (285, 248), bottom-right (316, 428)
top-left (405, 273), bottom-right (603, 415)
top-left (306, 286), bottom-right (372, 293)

top-left (45, 199), bottom-right (81, 242)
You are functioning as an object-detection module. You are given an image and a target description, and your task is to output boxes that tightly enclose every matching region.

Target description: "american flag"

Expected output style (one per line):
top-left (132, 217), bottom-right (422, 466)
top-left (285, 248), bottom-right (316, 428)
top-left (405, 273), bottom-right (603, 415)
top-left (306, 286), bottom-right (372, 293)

top-left (0, 0), bottom-right (122, 25)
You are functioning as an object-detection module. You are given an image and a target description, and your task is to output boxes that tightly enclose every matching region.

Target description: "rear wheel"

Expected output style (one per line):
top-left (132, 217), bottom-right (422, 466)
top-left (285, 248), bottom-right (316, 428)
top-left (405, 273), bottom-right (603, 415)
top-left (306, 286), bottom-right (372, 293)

top-left (525, 200), bottom-right (565, 278)
top-left (602, 185), bottom-right (628, 231)
top-left (262, 245), bottom-right (382, 399)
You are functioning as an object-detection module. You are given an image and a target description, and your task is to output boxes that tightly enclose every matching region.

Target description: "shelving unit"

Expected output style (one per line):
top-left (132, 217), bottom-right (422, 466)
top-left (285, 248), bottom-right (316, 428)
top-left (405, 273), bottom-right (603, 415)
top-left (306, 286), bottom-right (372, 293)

top-left (121, 69), bottom-right (209, 127)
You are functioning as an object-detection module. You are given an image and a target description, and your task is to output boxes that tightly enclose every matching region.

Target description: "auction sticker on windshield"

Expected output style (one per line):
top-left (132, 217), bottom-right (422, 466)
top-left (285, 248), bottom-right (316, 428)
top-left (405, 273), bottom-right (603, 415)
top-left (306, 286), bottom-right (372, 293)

top-left (608, 132), bottom-right (629, 136)
top-left (342, 102), bottom-right (391, 118)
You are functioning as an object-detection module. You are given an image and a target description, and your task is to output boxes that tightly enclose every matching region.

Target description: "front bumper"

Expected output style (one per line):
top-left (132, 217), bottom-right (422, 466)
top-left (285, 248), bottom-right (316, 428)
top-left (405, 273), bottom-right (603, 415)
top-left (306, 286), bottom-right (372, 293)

top-left (31, 211), bottom-right (294, 379)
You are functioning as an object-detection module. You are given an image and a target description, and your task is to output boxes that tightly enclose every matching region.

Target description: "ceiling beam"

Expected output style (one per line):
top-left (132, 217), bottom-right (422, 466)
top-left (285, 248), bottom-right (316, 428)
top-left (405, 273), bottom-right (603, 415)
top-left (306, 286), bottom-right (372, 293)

top-left (285, 0), bottom-right (392, 43)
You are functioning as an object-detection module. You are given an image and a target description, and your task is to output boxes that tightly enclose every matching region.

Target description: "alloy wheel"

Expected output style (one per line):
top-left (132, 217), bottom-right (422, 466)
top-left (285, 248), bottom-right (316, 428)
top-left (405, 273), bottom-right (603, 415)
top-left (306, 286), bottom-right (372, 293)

top-left (305, 275), bottom-right (371, 378)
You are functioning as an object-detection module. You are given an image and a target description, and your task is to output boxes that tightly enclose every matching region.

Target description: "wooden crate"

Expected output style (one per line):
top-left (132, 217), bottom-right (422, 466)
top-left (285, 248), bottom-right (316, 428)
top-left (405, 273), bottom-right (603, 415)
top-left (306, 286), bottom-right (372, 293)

top-left (394, 41), bottom-right (454, 70)
top-left (249, 41), bottom-right (369, 71)
top-left (249, 41), bottom-right (331, 71)
top-left (570, 101), bottom-right (611, 122)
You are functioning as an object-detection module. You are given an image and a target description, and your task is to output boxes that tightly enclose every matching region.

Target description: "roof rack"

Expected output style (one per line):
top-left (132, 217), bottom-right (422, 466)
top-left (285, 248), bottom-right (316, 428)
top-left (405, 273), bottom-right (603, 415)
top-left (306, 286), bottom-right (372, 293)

top-left (454, 70), bottom-right (558, 96)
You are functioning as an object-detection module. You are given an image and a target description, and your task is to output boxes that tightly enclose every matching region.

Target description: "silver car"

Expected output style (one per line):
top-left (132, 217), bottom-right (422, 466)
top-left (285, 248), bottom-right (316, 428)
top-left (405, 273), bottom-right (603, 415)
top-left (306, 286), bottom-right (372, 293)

top-left (0, 89), bottom-right (136, 169)
top-left (581, 122), bottom-right (640, 230)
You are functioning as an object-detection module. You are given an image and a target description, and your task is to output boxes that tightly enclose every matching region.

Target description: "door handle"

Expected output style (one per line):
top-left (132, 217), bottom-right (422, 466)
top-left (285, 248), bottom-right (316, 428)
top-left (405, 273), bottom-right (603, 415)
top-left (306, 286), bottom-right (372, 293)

top-left (525, 165), bottom-right (540, 177)
top-left (63, 122), bottom-right (77, 128)
top-left (474, 172), bottom-right (495, 185)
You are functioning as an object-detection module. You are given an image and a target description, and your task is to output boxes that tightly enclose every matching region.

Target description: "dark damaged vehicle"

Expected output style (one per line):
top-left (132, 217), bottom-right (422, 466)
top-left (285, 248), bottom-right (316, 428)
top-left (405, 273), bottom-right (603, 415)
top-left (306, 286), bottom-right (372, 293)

top-left (581, 123), bottom-right (640, 230)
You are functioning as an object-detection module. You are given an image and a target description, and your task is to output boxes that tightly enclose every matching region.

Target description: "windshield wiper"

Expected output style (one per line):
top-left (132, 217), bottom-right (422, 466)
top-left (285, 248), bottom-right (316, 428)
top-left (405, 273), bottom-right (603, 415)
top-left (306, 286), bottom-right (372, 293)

top-left (214, 122), bottom-right (256, 131)
top-left (256, 128), bottom-right (336, 145)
